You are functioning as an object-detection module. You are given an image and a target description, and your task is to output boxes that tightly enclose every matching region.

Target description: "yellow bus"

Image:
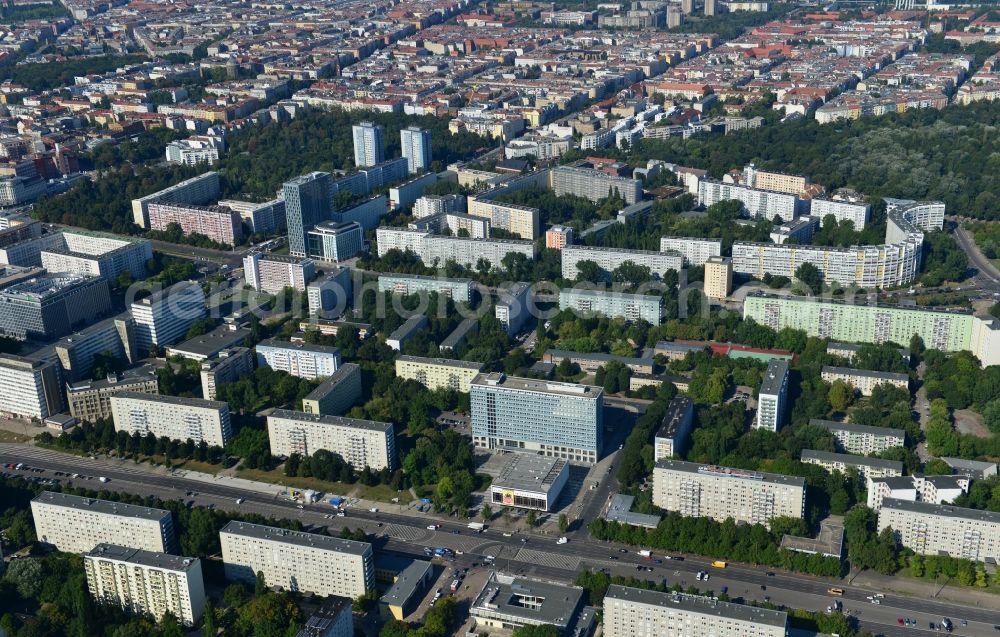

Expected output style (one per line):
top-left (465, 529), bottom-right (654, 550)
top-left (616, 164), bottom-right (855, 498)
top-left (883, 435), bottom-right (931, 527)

top-left (827, 588), bottom-right (845, 597)
top-left (711, 561), bottom-right (727, 569)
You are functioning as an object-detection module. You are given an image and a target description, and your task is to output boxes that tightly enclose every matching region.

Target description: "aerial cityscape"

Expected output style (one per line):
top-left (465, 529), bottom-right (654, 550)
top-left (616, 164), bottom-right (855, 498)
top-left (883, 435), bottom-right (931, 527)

top-left (0, 0), bottom-right (999, 636)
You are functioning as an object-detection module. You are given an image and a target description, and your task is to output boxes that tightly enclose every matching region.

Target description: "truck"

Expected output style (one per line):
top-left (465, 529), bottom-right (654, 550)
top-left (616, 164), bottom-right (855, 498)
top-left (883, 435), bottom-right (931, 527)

top-left (711, 561), bottom-right (727, 569)
top-left (449, 579), bottom-right (460, 593)
top-left (467, 522), bottom-right (486, 532)
top-left (638, 550), bottom-right (652, 559)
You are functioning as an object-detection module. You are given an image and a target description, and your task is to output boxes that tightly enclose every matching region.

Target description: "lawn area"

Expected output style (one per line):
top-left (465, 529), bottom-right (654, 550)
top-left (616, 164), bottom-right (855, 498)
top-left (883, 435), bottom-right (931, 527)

top-left (171, 458), bottom-right (228, 475)
top-left (235, 466), bottom-right (409, 503)
top-left (0, 429), bottom-right (30, 443)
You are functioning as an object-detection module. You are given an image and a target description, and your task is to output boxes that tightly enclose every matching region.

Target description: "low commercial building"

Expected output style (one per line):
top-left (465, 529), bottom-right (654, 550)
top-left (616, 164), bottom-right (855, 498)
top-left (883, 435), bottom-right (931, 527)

top-left (755, 359), bottom-right (789, 432)
top-left (379, 560), bottom-right (434, 621)
top-left (877, 499), bottom-right (1000, 562)
top-left (940, 457), bottom-right (998, 480)
top-left (306, 221), bottom-right (364, 262)
top-left (267, 409), bottom-right (395, 470)
top-left (31, 491), bottom-right (176, 554)
top-left (604, 494), bottom-right (662, 529)
top-left (256, 339), bottom-right (340, 380)
top-left (110, 392), bottom-right (233, 447)
top-left (809, 419), bottom-right (906, 455)
top-left (200, 347), bottom-right (254, 400)
top-left (800, 449), bottom-right (903, 481)
top-left (820, 366), bottom-right (909, 396)
top-left (377, 273), bottom-right (473, 304)
top-left (603, 585), bottom-right (788, 637)
top-left (654, 396), bottom-right (695, 460)
top-left (559, 288), bottom-right (662, 325)
top-left (470, 573), bottom-right (592, 635)
top-left (0, 353), bottom-right (64, 419)
top-left (84, 544), bottom-right (205, 627)
top-left (826, 342), bottom-right (910, 365)
top-left (543, 349), bottom-right (654, 374)
top-left (489, 454), bottom-right (569, 511)
top-left (653, 341), bottom-right (706, 360)
top-left (67, 366), bottom-right (160, 423)
top-left (867, 475), bottom-right (970, 511)
top-left (243, 253), bottom-right (315, 294)
top-left (301, 363), bottom-right (362, 416)
top-left (653, 460), bottom-right (806, 527)
top-left (395, 356), bottom-right (484, 393)
top-left (386, 315), bottom-right (428, 351)
top-left (220, 521), bottom-right (374, 599)
top-left (166, 324), bottom-right (252, 362)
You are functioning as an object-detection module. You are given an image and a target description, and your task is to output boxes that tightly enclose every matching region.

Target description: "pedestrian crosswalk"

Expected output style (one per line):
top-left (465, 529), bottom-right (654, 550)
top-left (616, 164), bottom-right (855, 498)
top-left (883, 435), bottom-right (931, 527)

top-left (514, 547), bottom-right (580, 571)
top-left (384, 523), bottom-right (426, 542)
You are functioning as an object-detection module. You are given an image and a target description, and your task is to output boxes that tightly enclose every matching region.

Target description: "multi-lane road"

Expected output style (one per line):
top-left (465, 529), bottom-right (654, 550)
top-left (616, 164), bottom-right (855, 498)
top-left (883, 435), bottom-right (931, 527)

top-left (3, 444), bottom-right (999, 637)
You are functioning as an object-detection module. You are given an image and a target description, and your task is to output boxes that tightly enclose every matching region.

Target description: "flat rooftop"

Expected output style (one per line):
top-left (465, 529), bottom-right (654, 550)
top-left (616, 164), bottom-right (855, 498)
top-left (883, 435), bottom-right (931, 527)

top-left (810, 419), bottom-right (905, 439)
top-left (380, 559), bottom-right (433, 607)
top-left (397, 355), bottom-right (484, 370)
top-left (471, 372), bottom-right (603, 400)
top-left (302, 363), bottom-right (361, 401)
top-left (559, 287), bottom-right (662, 302)
top-left (605, 585), bottom-right (787, 627)
top-left (881, 498), bottom-right (1000, 524)
top-left (471, 573), bottom-right (584, 628)
top-left (168, 325), bottom-right (251, 358)
top-left (269, 408), bottom-right (392, 433)
top-left (220, 520), bottom-right (371, 555)
top-left (492, 455), bottom-right (568, 494)
top-left (801, 449), bottom-right (904, 471)
top-left (821, 366), bottom-right (909, 382)
top-left (656, 395), bottom-right (694, 439)
top-left (33, 491), bottom-right (171, 522)
top-left (111, 391), bottom-right (227, 411)
top-left (655, 459), bottom-right (806, 488)
top-left (67, 364), bottom-right (159, 393)
top-left (604, 494), bottom-right (661, 529)
top-left (545, 349), bottom-right (653, 366)
top-left (257, 338), bottom-right (340, 356)
top-left (86, 543), bottom-right (199, 572)
top-left (378, 272), bottom-right (473, 285)
top-left (760, 359), bottom-right (789, 396)
top-left (745, 291), bottom-right (976, 318)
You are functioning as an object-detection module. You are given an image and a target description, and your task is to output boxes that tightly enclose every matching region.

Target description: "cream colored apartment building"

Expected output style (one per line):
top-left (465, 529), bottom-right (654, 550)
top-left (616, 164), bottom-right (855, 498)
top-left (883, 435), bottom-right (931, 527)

top-left (703, 256), bottom-right (733, 300)
top-left (878, 499), bottom-right (1000, 562)
top-left (800, 449), bottom-right (903, 481)
top-left (267, 409), bottom-right (395, 470)
top-left (395, 355), bottom-right (485, 393)
top-left (110, 392), bottom-right (232, 447)
top-left (820, 366), bottom-right (909, 396)
top-left (603, 585), bottom-right (788, 637)
top-left (220, 521), bottom-right (374, 598)
top-left (31, 491), bottom-right (176, 554)
top-left (84, 544), bottom-right (205, 626)
top-left (653, 460), bottom-right (805, 527)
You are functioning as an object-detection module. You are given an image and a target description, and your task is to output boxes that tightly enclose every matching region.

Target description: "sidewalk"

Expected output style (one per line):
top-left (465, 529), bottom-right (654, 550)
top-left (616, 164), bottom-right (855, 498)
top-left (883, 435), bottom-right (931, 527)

top-left (847, 568), bottom-right (999, 609)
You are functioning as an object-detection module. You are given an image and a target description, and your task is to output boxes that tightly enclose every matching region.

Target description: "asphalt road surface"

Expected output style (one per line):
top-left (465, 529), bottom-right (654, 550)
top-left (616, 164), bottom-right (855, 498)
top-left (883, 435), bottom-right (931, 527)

top-left (3, 445), bottom-right (999, 637)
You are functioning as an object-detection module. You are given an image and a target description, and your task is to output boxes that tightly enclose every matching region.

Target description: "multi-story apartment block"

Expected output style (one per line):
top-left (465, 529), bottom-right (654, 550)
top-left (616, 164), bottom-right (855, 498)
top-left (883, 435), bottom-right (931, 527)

top-left (256, 339), bottom-right (340, 380)
top-left (200, 347), bottom-right (254, 401)
top-left (110, 392), bottom-right (232, 447)
top-left (941, 457), bottom-right (998, 480)
top-left (283, 172), bottom-right (332, 258)
top-left (391, 173), bottom-right (442, 211)
top-left (559, 288), bottom-right (663, 325)
top-left (35, 231), bottom-right (152, 283)
top-left (218, 199), bottom-right (286, 235)
top-left (495, 282), bottom-right (532, 335)
top-left (131, 172), bottom-right (220, 228)
top-left (408, 211), bottom-right (490, 239)
top-left (147, 203), bottom-right (243, 246)
top-left (740, 164), bottom-right (808, 196)
top-left (0, 353), bottom-right (63, 419)
top-left (703, 256), bottom-right (733, 300)
top-left (401, 126), bottom-right (431, 174)
top-left (84, 544), bottom-right (205, 627)
top-left (166, 136), bottom-right (222, 167)
top-left (31, 491), bottom-right (176, 554)
top-left (653, 460), bottom-right (806, 526)
top-left (820, 366), bottom-right (909, 396)
top-left (698, 180), bottom-right (799, 221)
top-left (386, 315), bottom-right (428, 351)
top-left (867, 475), bottom-right (970, 511)
top-left (810, 197), bottom-right (870, 229)
top-left (267, 408), bottom-right (395, 470)
top-left (243, 252), bottom-right (316, 294)
top-left (877, 499), bottom-right (1000, 562)
top-left (328, 196), bottom-right (388, 232)
top-left (377, 273), bottom-right (473, 304)
top-left (800, 449), bottom-right (903, 481)
top-left (561, 245), bottom-right (683, 281)
top-left (47, 313), bottom-right (136, 382)
top-left (545, 225), bottom-right (574, 250)
top-left (375, 227), bottom-right (535, 269)
top-left (131, 281), bottom-right (207, 353)
top-left (67, 365), bottom-right (159, 423)
top-left (603, 585), bottom-right (788, 637)
top-left (0, 273), bottom-right (111, 341)
top-left (307, 268), bottom-right (352, 316)
top-left (301, 363), bottom-right (362, 417)
top-left (809, 419), bottom-right (906, 455)
top-left (550, 166), bottom-right (642, 205)
top-left (306, 221), bottom-right (364, 262)
top-left (466, 200), bottom-right (540, 240)
top-left (353, 122), bottom-right (385, 168)
top-left (658, 236), bottom-right (722, 267)
top-left (413, 194), bottom-right (465, 219)
top-left (654, 396), bottom-right (695, 461)
top-left (755, 359), bottom-right (788, 432)
top-left (743, 293), bottom-right (1000, 368)
top-left (470, 372), bottom-right (604, 463)
top-left (220, 521), bottom-right (374, 598)
top-left (395, 356), bottom-right (484, 393)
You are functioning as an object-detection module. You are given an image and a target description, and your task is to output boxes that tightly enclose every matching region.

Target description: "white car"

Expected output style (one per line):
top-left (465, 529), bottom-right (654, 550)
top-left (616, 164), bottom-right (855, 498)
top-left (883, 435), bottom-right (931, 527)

top-left (556, 537), bottom-right (568, 544)
top-left (427, 525), bottom-right (438, 530)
